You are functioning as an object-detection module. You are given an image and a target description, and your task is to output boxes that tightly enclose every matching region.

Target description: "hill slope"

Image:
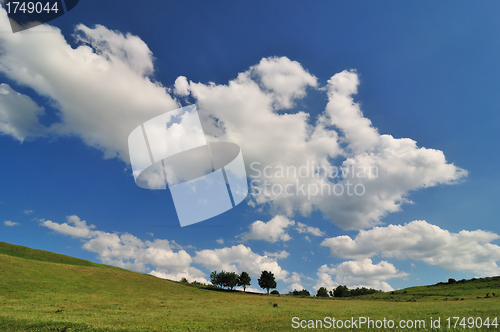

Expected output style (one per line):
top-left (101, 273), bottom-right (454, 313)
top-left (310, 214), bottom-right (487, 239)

top-left (1, 242), bottom-right (499, 331)
top-left (0, 242), bottom-right (102, 267)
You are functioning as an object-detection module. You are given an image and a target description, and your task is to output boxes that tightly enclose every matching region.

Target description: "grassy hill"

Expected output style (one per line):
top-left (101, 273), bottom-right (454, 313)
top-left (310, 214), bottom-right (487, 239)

top-left (1, 242), bottom-right (499, 331)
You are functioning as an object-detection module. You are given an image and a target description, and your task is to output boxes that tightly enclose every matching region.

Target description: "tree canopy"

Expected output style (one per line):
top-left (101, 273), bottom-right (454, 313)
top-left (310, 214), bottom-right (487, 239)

top-left (316, 287), bottom-right (329, 297)
top-left (258, 270), bottom-right (277, 294)
top-left (210, 271), bottom-right (251, 291)
top-left (238, 271), bottom-right (251, 292)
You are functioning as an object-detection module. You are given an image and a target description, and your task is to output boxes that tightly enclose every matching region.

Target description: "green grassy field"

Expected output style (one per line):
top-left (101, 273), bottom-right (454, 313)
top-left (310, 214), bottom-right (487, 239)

top-left (1, 242), bottom-right (499, 331)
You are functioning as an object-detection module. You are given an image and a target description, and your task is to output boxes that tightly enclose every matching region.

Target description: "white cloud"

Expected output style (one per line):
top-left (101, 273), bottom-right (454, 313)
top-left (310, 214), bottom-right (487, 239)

top-left (38, 215), bottom-right (194, 278)
top-left (174, 76), bottom-right (190, 96)
top-left (4, 220), bottom-right (19, 227)
top-left (216, 238), bottom-right (224, 244)
top-left (37, 215), bottom-right (292, 286)
top-left (186, 61), bottom-right (466, 230)
top-left (39, 215), bottom-right (95, 238)
top-left (150, 267), bottom-right (209, 284)
top-left (251, 56), bottom-right (318, 109)
top-left (82, 233), bottom-right (193, 274)
top-left (311, 70), bottom-right (466, 229)
top-left (0, 84), bottom-right (46, 141)
top-left (296, 222), bottom-right (325, 237)
top-left (264, 250), bottom-right (290, 259)
top-left (0, 11), bottom-right (179, 161)
top-left (241, 215), bottom-right (295, 242)
top-left (193, 244), bottom-right (289, 281)
top-left (314, 258), bottom-right (408, 292)
top-left (0, 9), bottom-right (467, 230)
top-left (321, 220), bottom-right (500, 276)
top-left (283, 271), bottom-right (304, 291)
top-left (23, 210), bottom-right (34, 214)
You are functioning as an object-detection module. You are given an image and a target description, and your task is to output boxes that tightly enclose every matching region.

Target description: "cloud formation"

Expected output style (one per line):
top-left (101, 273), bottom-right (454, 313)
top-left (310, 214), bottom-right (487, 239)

top-left (193, 244), bottom-right (289, 281)
top-left (314, 258), bottom-right (408, 292)
top-left (40, 215), bottom-right (95, 238)
top-left (0, 11), bottom-right (178, 160)
top-left (183, 62), bottom-right (467, 230)
top-left (0, 10), bottom-right (466, 230)
top-left (240, 216), bottom-right (325, 243)
top-left (0, 83), bottom-right (45, 141)
top-left (296, 222), bottom-right (325, 237)
top-left (241, 215), bottom-right (295, 242)
top-left (4, 220), bottom-right (19, 227)
top-left (37, 215), bottom-right (204, 282)
top-left (37, 215), bottom-right (290, 284)
top-left (321, 220), bottom-right (500, 276)
top-left (264, 250), bottom-right (290, 259)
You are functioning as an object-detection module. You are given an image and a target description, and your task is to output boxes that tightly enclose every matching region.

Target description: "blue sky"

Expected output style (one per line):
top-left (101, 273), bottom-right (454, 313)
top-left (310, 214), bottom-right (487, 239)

top-left (1, 0), bottom-right (500, 294)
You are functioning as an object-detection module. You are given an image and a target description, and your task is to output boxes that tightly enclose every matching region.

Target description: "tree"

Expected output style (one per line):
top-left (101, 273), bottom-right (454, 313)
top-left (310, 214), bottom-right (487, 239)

top-left (225, 272), bottom-right (239, 290)
top-left (316, 287), bottom-right (329, 297)
top-left (214, 271), bottom-right (239, 290)
top-left (210, 271), bottom-right (220, 288)
top-left (333, 285), bottom-right (350, 298)
top-left (258, 270), bottom-right (277, 294)
top-left (238, 271), bottom-right (251, 292)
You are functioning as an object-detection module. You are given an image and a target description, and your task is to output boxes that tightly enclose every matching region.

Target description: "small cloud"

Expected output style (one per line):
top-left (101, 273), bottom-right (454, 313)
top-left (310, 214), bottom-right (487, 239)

top-left (38, 215), bottom-right (95, 238)
top-left (23, 210), bottom-right (34, 215)
top-left (296, 222), bottom-right (325, 237)
top-left (174, 76), bottom-right (191, 96)
top-left (304, 236), bottom-right (311, 243)
top-left (216, 238), bottom-right (224, 244)
top-left (264, 250), bottom-right (290, 259)
top-left (146, 232), bottom-right (154, 237)
top-left (169, 240), bottom-right (183, 250)
top-left (240, 215), bottom-right (294, 243)
top-left (4, 220), bottom-right (19, 227)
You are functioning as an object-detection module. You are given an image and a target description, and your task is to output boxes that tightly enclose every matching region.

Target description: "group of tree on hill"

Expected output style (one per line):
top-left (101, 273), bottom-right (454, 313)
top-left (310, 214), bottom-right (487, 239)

top-left (208, 269), bottom-right (381, 297)
top-left (210, 271), bottom-right (251, 291)
top-left (288, 289), bottom-right (311, 296)
top-left (316, 285), bottom-right (381, 298)
top-left (209, 270), bottom-right (278, 294)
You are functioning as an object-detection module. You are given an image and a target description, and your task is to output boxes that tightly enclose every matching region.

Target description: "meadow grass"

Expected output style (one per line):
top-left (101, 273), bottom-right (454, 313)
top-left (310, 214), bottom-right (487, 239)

top-left (1, 242), bottom-right (499, 331)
